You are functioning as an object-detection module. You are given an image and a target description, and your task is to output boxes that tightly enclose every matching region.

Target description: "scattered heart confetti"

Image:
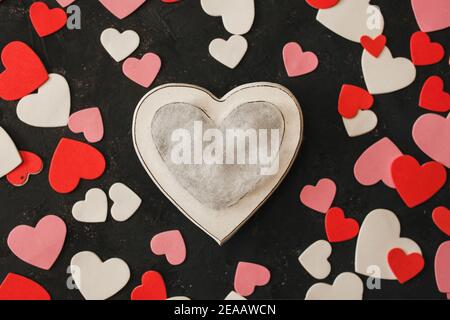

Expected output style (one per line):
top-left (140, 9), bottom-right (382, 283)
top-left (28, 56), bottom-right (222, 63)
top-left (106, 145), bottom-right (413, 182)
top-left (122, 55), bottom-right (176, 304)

top-left (419, 76), bottom-right (450, 113)
top-left (432, 207), bottom-right (450, 237)
top-left (305, 0), bottom-right (339, 10)
top-left (234, 262), bottom-right (270, 297)
top-left (410, 31), bottom-right (445, 66)
top-left (0, 127), bottom-right (22, 179)
top-left (299, 240), bottom-right (332, 280)
top-left (360, 35), bottom-right (387, 58)
top-left (100, 28), bottom-right (140, 63)
top-left (72, 188), bottom-right (108, 223)
top-left (70, 251), bottom-right (130, 300)
top-left (338, 84), bottom-right (374, 119)
top-left (354, 137), bottom-right (402, 188)
top-left (411, 0), bottom-right (450, 33)
top-left (388, 248), bottom-right (425, 284)
top-left (98, 0), bottom-right (146, 19)
top-left (325, 207), bottom-right (359, 243)
top-left (435, 241), bottom-right (450, 296)
top-left (0, 273), bottom-right (51, 300)
top-left (68, 107), bottom-right (104, 143)
top-left (0, 41), bottom-right (48, 101)
top-left (131, 270), bottom-right (167, 300)
top-left (49, 138), bottom-right (106, 194)
top-left (391, 155), bottom-right (447, 208)
top-left (283, 42), bottom-right (319, 77)
top-left (209, 35), bottom-right (248, 69)
top-left (6, 151), bottom-right (43, 187)
top-left (7, 215), bottom-right (66, 270)
top-left (300, 178), bottom-right (336, 213)
top-left (342, 109), bottom-right (378, 137)
top-left (29, 2), bottom-right (67, 37)
top-left (305, 272), bottom-right (363, 300)
top-left (123, 53), bottom-right (161, 88)
top-left (108, 183), bottom-right (141, 222)
top-left (150, 230), bottom-right (186, 266)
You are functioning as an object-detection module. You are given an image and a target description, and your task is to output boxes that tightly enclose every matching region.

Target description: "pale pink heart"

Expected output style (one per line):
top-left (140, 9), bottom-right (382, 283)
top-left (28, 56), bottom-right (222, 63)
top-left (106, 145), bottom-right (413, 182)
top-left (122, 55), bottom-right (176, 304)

top-left (122, 53), bottom-right (161, 88)
top-left (234, 262), bottom-right (270, 297)
top-left (411, 0), bottom-right (450, 33)
top-left (413, 113), bottom-right (450, 168)
top-left (282, 42), bottom-right (319, 77)
top-left (300, 178), bottom-right (336, 213)
top-left (98, 0), bottom-right (146, 19)
top-left (56, 0), bottom-right (76, 7)
top-left (68, 107), bottom-right (104, 143)
top-left (7, 215), bottom-right (66, 270)
top-left (354, 137), bottom-right (403, 188)
top-left (150, 230), bottom-right (186, 265)
top-left (435, 241), bottom-right (450, 295)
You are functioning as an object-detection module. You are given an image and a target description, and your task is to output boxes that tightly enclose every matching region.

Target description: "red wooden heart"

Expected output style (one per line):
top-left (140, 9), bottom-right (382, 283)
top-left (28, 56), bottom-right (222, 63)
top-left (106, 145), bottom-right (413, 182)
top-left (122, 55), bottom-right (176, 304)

top-left (360, 35), bottom-right (387, 58)
top-left (305, 0), bottom-right (339, 9)
top-left (432, 206), bottom-right (450, 237)
top-left (391, 155), bottom-right (447, 208)
top-left (29, 2), bottom-right (67, 37)
top-left (388, 248), bottom-right (424, 284)
top-left (338, 84), bottom-right (374, 119)
top-left (419, 76), bottom-right (450, 113)
top-left (410, 31), bottom-right (444, 66)
top-left (0, 273), bottom-right (51, 300)
top-left (0, 41), bottom-right (48, 101)
top-left (6, 151), bottom-right (43, 187)
top-left (49, 138), bottom-right (106, 194)
top-left (131, 271), bottom-right (167, 300)
top-left (325, 207), bottom-right (359, 243)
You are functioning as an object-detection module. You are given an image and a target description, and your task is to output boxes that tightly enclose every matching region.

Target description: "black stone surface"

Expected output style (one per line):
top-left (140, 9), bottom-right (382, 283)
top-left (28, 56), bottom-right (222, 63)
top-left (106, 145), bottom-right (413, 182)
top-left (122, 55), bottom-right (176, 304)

top-left (0, 0), bottom-right (449, 300)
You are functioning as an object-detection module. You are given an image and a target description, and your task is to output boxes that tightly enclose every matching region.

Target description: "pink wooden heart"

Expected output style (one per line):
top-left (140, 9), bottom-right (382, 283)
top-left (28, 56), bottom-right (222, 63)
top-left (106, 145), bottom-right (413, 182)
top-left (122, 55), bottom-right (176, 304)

top-left (123, 53), bottom-right (161, 88)
top-left (411, 0), bottom-right (450, 33)
top-left (7, 215), bottom-right (66, 270)
top-left (435, 241), bottom-right (450, 295)
top-left (283, 42), bottom-right (319, 77)
top-left (68, 107), bottom-right (104, 143)
top-left (413, 113), bottom-right (450, 169)
top-left (300, 178), bottom-right (336, 213)
top-left (56, 0), bottom-right (76, 7)
top-left (354, 137), bottom-right (403, 188)
top-left (150, 230), bottom-right (186, 265)
top-left (234, 262), bottom-right (270, 297)
top-left (98, 0), bottom-right (146, 19)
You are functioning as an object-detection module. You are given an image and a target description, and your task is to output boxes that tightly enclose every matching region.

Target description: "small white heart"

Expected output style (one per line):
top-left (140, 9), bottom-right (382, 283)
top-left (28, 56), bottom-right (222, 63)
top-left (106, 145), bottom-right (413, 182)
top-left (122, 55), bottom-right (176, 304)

top-left (17, 73), bottom-right (71, 128)
top-left (100, 28), bottom-right (140, 62)
top-left (167, 296), bottom-right (191, 300)
top-left (342, 110), bottom-right (378, 137)
top-left (305, 272), bottom-right (364, 300)
top-left (299, 240), bottom-right (332, 280)
top-left (109, 183), bottom-right (142, 222)
top-left (0, 127), bottom-right (22, 178)
top-left (224, 291), bottom-right (247, 300)
top-left (72, 188), bottom-right (108, 223)
top-left (209, 35), bottom-right (248, 69)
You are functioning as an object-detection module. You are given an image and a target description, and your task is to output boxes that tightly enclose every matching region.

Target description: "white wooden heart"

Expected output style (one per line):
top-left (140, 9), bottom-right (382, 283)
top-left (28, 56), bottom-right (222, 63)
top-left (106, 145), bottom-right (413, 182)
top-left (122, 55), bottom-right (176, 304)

top-left (133, 83), bottom-right (303, 244)
top-left (0, 127), bottom-right (22, 178)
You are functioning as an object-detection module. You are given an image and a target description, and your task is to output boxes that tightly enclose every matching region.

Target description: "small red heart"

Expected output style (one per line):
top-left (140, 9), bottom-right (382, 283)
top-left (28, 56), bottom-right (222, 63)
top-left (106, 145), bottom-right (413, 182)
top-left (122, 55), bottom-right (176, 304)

top-left (391, 155), bottom-right (447, 208)
top-left (360, 35), bottom-right (387, 58)
top-left (338, 84), bottom-right (374, 119)
top-left (388, 248), bottom-right (424, 284)
top-left (432, 206), bottom-right (450, 237)
top-left (0, 273), bottom-right (51, 300)
top-left (29, 2), bottom-right (67, 37)
top-left (410, 31), bottom-right (444, 66)
top-left (0, 41), bottom-right (48, 101)
top-left (419, 76), bottom-right (450, 113)
top-left (305, 0), bottom-right (339, 9)
top-left (325, 207), bottom-right (359, 243)
top-left (49, 138), bottom-right (106, 194)
top-left (131, 271), bottom-right (167, 300)
top-left (6, 151), bottom-right (43, 187)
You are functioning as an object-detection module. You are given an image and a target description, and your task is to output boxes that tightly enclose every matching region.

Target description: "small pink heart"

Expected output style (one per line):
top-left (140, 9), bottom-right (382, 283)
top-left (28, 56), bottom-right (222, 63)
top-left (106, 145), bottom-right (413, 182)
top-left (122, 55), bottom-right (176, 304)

top-left (300, 178), bottom-right (336, 213)
top-left (435, 241), bottom-right (450, 295)
top-left (234, 262), bottom-right (270, 297)
top-left (411, 0), bottom-right (450, 33)
top-left (282, 42), bottom-right (319, 77)
top-left (150, 230), bottom-right (186, 265)
top-left (123, 53), bottom-right (161, 88)
top-left (98, 0), bottom-right (146, 19)
top-left (56, 0), bottom-right (76, 7)
top-left (354, 138), bottom-right (403, 188)
top-left (7, 215), bottom-right (66, 270)
top-left (413, 113), bottom-right (450, 169)
top-left (68, 107), bottom-right (104, 143)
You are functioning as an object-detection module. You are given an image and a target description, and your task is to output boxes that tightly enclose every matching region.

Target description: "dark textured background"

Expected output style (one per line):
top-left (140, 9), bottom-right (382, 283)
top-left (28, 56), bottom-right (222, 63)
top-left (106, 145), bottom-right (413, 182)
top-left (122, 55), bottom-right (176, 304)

top-left (0, 0), bottom-right (449, 300)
